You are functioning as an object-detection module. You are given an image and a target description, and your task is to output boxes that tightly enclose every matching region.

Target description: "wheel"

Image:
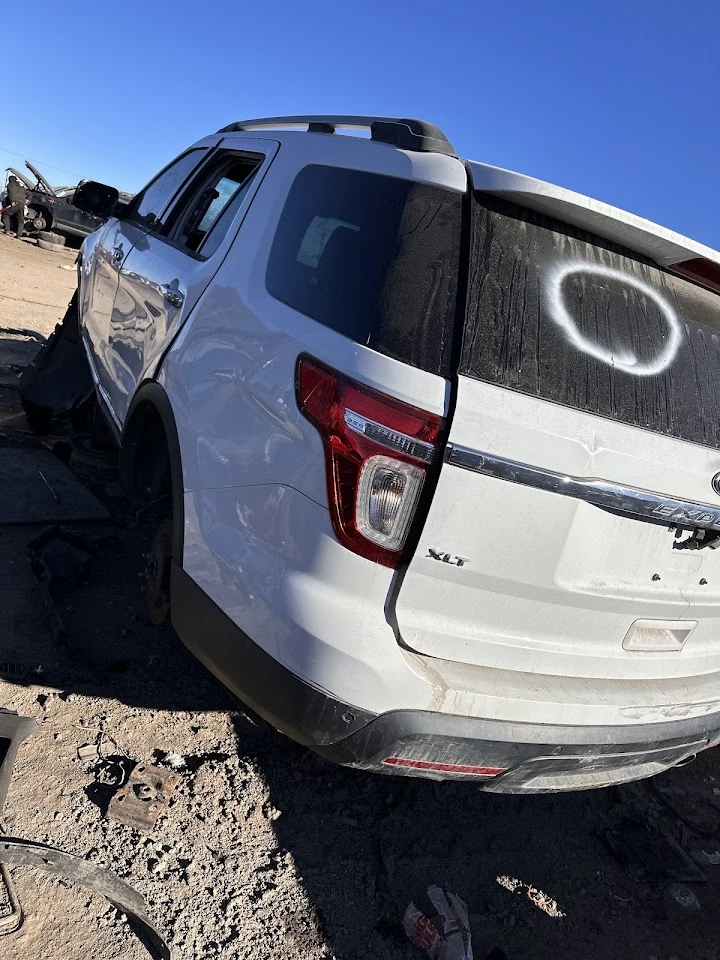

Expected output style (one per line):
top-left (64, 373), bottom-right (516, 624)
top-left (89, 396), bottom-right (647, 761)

top-left (38, 230), bottom-right (64, 245)
top-left (146, 519), bottom-right (173, 625)
top-left (37, 239), bottom-right (65, 252)
top-left (31, 211), bottom-right (48, 231)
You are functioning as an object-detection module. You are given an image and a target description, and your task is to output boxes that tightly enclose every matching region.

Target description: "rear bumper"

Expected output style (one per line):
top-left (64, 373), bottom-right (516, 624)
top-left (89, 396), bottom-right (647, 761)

top-left (317, 709), bottom-right (720, 792)
top-left (172, 563), bottom-right (720, 793)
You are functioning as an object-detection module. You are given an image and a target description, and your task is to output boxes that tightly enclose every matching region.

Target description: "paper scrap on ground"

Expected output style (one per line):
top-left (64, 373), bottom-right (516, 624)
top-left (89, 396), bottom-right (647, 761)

top-left (404, 885), bottom-right (473, 959)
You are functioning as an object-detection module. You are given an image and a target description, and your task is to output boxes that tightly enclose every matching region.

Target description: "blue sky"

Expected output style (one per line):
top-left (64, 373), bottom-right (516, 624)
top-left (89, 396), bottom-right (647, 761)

top-left (4, 1), bottom-right (719, 247)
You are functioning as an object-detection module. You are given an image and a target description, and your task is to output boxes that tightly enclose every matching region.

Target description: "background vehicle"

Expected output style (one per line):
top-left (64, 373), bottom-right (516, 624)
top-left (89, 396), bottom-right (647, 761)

top-left (5, 162), bottom-right (132, 240)
top-left (72, 115), bottom-right (720, 793)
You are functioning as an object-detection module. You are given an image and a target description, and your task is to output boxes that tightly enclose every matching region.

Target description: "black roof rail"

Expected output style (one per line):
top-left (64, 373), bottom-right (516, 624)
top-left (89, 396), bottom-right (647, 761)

top-left (217, 115), bottom-right (456, 157)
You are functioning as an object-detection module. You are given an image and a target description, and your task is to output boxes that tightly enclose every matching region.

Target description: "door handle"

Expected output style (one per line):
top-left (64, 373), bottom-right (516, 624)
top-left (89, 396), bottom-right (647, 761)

top-left (162, 287), bottom-right (184, 309)
top-left (111, 246), bottom-right (124, 263)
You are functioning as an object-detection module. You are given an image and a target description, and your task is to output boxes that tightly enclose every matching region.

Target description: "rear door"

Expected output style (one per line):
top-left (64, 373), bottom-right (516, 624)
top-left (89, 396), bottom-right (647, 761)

top-left (81, 147), bottom-right (210, 402)
top-left (396, 191), bottom-right (720, 684)
top-left (101, 138), bottom-right (277, 426)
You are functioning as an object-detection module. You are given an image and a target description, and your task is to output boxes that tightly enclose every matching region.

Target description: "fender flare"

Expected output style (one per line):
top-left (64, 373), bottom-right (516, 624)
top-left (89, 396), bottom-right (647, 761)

top-left (120, 382), bottom-right (185, 561)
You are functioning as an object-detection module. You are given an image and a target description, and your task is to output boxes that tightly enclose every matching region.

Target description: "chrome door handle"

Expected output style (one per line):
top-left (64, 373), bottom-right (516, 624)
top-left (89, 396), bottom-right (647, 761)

top-left (162, 287), bottom-right (184, 309)
top-left (111, 247), bottom-right (124, 263)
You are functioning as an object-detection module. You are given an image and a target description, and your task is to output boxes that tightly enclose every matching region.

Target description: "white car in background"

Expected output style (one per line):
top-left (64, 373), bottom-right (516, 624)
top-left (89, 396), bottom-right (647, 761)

top-left (72, 114), bottom-right (720, 792)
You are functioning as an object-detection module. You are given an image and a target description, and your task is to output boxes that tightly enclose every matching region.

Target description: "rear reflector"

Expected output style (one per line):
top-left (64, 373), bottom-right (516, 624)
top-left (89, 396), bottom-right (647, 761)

top-left (383, 757), bottom-right (506, 777)
top-left (296, 356), bottom-right (444, 567)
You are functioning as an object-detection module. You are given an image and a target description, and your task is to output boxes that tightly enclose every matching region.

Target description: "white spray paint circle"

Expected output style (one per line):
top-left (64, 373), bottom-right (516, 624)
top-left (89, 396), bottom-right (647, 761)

top-left (545, 262), bottom-right (682, 376)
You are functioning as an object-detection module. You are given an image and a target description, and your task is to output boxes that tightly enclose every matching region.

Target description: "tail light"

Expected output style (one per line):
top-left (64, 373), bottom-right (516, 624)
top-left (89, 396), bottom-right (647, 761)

top-left (296, 356), bottom-right (444, 567)
top-left (669, 258), bottom-right (720, 295)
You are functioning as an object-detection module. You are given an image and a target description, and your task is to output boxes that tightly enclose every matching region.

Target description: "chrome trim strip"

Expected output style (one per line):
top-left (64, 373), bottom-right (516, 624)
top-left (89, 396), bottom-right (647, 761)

top-left (446, 444), bottom-right (720, 532)
top-left (344, 409), bottom-right (436, 464)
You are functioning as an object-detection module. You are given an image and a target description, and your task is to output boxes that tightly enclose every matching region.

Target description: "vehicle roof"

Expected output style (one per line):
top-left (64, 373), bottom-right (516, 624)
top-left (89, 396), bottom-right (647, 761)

top-left (215, 116), bottom-right (719, 270)
top-left (467, 159), bottom-right (720, 270)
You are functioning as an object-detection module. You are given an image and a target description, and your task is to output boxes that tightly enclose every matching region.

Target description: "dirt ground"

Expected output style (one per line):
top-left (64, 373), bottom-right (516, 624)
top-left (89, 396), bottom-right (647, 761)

top-left (2, 231), bottom-right (720, 960)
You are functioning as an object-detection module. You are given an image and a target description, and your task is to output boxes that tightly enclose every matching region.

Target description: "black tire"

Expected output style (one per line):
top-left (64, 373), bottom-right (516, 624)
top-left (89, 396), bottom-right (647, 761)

top-left (146, 519), bottom-right (173, 625)
top-left (37, 239), bottom-right (65, 252)
top-left (38, 230), bottom-right (64, 245)
top-left (68, 433), bottom-right (118, 485)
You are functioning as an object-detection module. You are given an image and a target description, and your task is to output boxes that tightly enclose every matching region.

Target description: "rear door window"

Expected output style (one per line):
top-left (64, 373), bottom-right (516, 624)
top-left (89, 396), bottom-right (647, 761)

top-left (166, 154), bottom-right (261, 258)
top-left (125, 149), bottom-right (207, 232)
top-left (266, 164), bottom-right (463, 376)
top-left (462, 193), bottom-right (720, 449)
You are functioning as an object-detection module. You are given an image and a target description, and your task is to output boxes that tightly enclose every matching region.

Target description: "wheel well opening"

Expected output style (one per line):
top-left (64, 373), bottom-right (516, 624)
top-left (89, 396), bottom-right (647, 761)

top-left (121, 403), bottom-right (172, 519)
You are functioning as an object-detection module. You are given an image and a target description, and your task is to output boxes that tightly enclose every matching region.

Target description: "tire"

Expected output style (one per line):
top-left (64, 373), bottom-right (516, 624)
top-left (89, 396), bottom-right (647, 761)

top-left (38, 230), bottom-right (64, 245)
top-left (68, 433), bottom-right (118, 485)
top-left (146, 519), bottom-right (173, 625)
top-left (37, 239), bottom-right (65, 252)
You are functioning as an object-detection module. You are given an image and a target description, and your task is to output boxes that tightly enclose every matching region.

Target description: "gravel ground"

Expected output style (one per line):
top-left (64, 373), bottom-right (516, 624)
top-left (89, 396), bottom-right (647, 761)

top-left (2, 233), bottom-right (720, 960)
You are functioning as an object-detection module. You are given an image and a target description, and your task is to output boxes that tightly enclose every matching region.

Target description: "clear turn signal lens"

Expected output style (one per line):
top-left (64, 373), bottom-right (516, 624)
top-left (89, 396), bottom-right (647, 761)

top-left (356, 455), bottom-right (425, 550)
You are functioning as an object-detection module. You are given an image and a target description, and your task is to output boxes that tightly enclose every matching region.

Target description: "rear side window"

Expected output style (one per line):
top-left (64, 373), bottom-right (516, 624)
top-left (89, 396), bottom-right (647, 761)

top-left (168, 154), bottom-right (260, 257)
top-left (267, 165), bottom-right (463, 376)
top-left (462, 194), bottom-right (720, 448)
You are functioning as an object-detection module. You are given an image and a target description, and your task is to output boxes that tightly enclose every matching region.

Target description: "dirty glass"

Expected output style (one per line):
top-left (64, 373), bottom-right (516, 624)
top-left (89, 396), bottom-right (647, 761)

top-left (462, 193), bottom-right (720, 448)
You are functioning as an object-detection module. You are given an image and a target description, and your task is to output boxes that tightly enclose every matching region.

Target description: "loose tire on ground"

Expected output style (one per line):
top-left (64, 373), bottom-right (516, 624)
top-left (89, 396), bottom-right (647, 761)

top-left (38, 231), bottom-right (65, 245)
top-left (37, 238), bottom-right (66, 253)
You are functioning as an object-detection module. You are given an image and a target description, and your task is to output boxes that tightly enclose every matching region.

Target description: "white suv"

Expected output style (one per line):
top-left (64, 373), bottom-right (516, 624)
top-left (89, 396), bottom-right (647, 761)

top-left (73, 115), bottom-right (720, 792)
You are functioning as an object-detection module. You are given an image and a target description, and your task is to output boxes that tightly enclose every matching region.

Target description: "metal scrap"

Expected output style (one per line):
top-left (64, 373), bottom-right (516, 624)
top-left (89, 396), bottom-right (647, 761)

top-left (108, 763), bottom-right (181, 833)
top-left (0, 838), bottom-right (171, 959)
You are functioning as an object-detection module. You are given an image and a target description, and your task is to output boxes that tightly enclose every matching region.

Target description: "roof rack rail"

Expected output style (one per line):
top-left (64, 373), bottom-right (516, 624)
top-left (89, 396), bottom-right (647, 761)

top-left (217, 115), bottom-right (456, 157)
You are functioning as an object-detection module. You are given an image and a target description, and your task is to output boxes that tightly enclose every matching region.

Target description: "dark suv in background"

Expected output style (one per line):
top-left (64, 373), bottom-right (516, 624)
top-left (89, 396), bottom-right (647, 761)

top-left (6, 162), bottom-right (132, 241)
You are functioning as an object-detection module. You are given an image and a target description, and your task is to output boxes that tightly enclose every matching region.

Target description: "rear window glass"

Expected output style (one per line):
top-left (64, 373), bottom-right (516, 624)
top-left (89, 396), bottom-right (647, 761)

top-left (266, 165), bottom-right (462, 376)
top-left (462, 194), bottom-right (720, 449)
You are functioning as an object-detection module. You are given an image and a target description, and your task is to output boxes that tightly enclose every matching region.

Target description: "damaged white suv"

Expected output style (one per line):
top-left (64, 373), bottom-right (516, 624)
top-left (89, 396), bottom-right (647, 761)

top-left (73, 115), bottom-right (720, 792)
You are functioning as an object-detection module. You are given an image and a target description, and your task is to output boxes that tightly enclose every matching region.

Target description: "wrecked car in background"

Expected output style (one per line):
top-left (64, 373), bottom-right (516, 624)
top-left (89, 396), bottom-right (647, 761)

top-left (5, 162), bottom-right (132, 241)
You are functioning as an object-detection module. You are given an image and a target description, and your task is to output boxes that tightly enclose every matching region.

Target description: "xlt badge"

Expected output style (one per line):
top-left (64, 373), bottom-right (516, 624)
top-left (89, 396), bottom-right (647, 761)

top-left (427, 549), bottom-right (469, 567)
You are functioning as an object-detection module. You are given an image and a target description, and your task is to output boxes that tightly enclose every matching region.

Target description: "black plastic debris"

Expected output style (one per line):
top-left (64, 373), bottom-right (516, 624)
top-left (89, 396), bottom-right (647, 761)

top-left (0, 838), bottom-right (172, 959)
top-left (18, 292), bottom-right (93, 436)
top-left (602, 817), bottom-right (706, 883)
top-left (0, 663), bottom-right (30, 684)
top-left (28, 527), bottom-right (94, 645)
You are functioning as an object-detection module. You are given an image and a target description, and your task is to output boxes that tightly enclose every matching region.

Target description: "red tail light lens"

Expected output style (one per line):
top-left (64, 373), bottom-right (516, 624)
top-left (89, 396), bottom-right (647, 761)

top-left (669, 258), bottom-right (720, 295)
top-left (296, 356), bottom-right (444, 567)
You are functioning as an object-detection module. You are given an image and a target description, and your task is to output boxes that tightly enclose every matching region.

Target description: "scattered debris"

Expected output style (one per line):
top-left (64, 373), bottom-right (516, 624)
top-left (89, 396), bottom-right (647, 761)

top-left (163, 753), bottom-right (186, 771)
top-left (0, 662), bottom-right (30, 684)
top-left (0, 837), bottom-right (171, 959)
top-left (0, 711), bottom-right (38, 937)
top-left (96, 756), bottom-right (133, 788)
top-left (37, 468), bottom-right (60, 503)
top-left (0, 448), bottom-right (108, 523)
top-left (669, 883), bottom-right (701, 911)
top-left (602, 818), bottom-right (705, 883)
top-left (404, 886), bottom-right (472, 959)
top-left (77, 742), bottom-right (100, 761)
top-left (108, 763), bottom-right (181, 833)
top-left (701, 849), bottom-right (720, 865)
top-left (654, 772), bottom-right (720, 836)
top-left (28, 526), bottom-right (94, 644)
top-left (0, 863), bottom-right (22, 936)
top-left (496, 875), bottom-right (566, 919)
